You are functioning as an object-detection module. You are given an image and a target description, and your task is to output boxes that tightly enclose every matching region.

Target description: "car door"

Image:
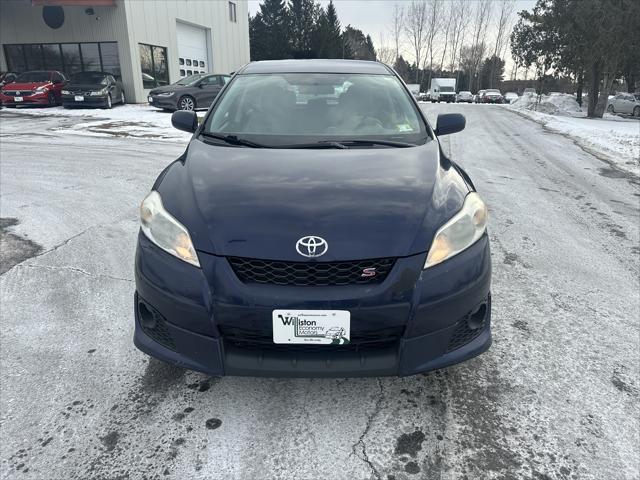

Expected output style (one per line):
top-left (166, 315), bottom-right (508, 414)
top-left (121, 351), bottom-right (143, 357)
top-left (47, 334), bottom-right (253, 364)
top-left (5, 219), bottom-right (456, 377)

top-left (621, 94), bottom-right (635, 114)
top-left (195, 75), bottom-right (223, 108)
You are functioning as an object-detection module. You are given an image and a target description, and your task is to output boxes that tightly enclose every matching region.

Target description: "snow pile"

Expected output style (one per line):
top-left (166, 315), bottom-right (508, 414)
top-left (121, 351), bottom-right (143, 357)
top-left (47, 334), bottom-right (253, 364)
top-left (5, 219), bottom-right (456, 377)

top-left (506, 94), bottom-right (639, 177)
top-left (1, 104), bottom-right (192, 142)
top-left (510, 93), bottom-right (582, 115)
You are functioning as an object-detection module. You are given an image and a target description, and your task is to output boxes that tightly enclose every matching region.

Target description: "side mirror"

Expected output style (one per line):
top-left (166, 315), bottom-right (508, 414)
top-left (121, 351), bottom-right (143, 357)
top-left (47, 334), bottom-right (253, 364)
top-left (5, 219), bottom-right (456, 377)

top-left (171, 110), bottom-right (198, 133)
top-left (435, 113), bottom-right (465, 136)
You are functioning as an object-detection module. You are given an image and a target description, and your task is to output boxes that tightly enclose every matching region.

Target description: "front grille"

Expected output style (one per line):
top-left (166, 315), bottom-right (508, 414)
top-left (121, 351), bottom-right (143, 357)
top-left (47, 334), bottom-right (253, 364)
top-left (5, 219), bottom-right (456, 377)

top-left (227, 257), bottom-right (395, 286)
top-left (3, 90), bottom-right (34, 97)
top-left (220, 325), bottom-right (403, 352)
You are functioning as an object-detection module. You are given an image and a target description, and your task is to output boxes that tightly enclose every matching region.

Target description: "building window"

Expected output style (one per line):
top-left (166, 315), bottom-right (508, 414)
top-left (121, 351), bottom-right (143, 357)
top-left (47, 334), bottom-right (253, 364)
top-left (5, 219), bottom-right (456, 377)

top-left (3, 42), bottom-right (120, 78)
top-left (229, 1), bottom-right (237, 22)
top-left (180, 69), bottom-right (186, 77)
top-left (139, 43), bottom-right (169, 88)
top-left (179, 58), bottom-right (185, 65)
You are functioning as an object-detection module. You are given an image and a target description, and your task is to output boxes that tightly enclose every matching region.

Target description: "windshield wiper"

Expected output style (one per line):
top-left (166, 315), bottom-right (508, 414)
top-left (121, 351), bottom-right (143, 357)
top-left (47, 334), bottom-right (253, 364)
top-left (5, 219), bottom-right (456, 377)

top-left (327, 139), bottom-right (417, 148)
top-left (200, 132), bottom-right (267, 148)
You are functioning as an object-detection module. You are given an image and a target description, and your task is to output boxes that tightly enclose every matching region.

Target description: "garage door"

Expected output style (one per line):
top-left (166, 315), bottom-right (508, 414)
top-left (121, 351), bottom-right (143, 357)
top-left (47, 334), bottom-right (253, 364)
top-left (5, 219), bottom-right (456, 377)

top-left (176, 22), bottom-right (209, 78)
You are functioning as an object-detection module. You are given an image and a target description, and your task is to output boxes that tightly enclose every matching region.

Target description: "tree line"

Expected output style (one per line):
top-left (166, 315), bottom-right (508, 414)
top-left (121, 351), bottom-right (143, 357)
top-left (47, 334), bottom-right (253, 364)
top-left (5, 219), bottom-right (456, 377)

top-left (250, 0), bottom-right (376, 62)
top-left (511, 0), bottom-right (640, 118)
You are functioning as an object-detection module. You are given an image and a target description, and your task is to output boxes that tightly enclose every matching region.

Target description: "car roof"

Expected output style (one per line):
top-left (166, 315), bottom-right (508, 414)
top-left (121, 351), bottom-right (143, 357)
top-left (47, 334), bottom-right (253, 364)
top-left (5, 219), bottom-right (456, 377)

top-left (239, 59), bottom-right (392, 75)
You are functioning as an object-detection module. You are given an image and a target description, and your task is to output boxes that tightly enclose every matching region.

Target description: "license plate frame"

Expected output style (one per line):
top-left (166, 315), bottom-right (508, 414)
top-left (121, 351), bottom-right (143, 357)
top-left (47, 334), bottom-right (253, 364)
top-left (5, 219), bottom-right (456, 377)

top-left (272, 309), bottom-right (350, 345)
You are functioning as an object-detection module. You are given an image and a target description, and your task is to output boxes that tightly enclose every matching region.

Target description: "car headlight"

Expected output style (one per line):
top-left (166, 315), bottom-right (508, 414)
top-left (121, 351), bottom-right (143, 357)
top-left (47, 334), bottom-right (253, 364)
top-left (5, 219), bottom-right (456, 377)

top-left (90, 88), bottom-right (107, 96)
top-left (35, 86), bottom-right (49, 93)
top-left (139, 191), bottom-right (200, 267)
top-left (61, 89), bottom-right (70, 95)
top-left (156, 91), bottom-right (174, 97)
top-left (424, 192), bottom-right (487, 268)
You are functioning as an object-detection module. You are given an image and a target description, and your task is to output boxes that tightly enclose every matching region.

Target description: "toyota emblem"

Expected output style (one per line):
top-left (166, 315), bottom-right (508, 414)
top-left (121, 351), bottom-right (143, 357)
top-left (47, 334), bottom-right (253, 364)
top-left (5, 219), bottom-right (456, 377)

top-left (296, 236), bottom-right (328, 258)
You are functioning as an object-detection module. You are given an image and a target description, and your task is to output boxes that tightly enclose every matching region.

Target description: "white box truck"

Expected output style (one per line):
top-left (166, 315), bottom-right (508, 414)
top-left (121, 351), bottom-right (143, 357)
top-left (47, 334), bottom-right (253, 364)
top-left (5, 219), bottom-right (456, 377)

top-left (429, 78), bottom-right (457, 103)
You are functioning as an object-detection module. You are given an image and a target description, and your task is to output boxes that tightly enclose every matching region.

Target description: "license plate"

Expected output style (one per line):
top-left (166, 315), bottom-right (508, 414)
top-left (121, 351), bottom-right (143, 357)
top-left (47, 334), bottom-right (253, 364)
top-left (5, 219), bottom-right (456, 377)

top-left (148, 96), bottom-right (153, 103)
top-left (74, 95), bottom-right (84, 102)
top-left (272, 310), bottom-right (350, 345)
top-left (14, 96), bottom-right (22, 102)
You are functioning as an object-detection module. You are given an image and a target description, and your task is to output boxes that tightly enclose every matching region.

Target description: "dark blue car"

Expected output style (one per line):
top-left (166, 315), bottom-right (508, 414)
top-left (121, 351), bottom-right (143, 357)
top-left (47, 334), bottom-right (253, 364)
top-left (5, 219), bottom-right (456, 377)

top-left (134, 60), bottom-right (492, 377)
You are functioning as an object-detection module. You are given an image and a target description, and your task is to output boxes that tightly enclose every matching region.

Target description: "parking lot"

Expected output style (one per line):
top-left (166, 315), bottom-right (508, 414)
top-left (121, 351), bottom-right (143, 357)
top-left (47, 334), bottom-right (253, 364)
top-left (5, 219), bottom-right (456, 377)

top-left (1, 103), bottom-right (638, 479)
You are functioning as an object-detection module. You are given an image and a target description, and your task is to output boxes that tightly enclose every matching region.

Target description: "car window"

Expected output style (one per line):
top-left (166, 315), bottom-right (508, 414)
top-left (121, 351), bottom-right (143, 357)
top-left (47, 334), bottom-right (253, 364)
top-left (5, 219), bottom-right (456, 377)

top-left (204, 73), bottom-right (428, 147)
top-left (108, 75), bottom-right (116, 84)
top-left (175, 74), bottom-right (203, 86)
top-left (223, 76), bottom-right (231, 84)
top-left (201, 75), bottom-right (220, 86)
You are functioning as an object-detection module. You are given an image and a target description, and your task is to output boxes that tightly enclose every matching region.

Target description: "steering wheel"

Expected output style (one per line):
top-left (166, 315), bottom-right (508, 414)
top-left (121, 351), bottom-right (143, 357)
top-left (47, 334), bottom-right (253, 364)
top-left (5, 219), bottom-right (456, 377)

top-left (355, 115), bottom-right (385, 131)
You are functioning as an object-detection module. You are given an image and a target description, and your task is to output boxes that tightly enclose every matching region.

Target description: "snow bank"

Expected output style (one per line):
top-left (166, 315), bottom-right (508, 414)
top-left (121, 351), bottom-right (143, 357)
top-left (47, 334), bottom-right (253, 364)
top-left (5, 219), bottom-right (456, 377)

top-left (506, 94), bottom-right (639, 177)
top-left (1, 104), bottom-right (192, 142)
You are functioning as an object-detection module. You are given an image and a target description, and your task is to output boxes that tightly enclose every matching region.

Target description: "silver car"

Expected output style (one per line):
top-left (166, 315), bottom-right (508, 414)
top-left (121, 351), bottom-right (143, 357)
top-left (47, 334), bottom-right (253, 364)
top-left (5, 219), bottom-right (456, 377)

top-left (457, 91), bottom-right (473, 103)
top-left (607, 93), bottom-right (640, 117)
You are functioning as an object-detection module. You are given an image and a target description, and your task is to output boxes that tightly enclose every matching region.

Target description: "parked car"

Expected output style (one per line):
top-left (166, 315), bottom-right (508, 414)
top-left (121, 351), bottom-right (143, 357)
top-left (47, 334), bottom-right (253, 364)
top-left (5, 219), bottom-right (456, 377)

top-left (481, 89), bottom-right (504, 104)
top-left (523, 88), bottom-right (536, 96)
top-left (0, 72), bottom-right (19, 87)
top-left (134, 59), bottom-right (492, 378)
top-left (474, 90), bottom-right (486, 103)
top-left (61, 71), bottom-right (125, 109)
top-left (504, 92), bottom-right (519, 104)
top-left (607, 93), bottom-right (640, 117)
top-left (0, 70), bottom-right (67, 107)
top-left (457, 91), bottom-right (473, 103)
top-left (148, 73), bottom-right (231, 111)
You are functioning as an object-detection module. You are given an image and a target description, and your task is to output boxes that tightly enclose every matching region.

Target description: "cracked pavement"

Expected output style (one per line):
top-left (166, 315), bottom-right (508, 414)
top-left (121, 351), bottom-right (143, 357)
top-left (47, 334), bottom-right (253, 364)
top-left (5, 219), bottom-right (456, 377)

top-left (1, 105), bottom-right (639, 479)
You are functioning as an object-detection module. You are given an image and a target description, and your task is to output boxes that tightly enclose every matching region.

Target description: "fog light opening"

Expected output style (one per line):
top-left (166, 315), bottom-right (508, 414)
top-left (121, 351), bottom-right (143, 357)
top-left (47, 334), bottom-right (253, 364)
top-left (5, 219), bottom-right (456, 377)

top-left (467, 303), bottom-right (487, 330)
top-left (138, 301), bottom-right (157, 330)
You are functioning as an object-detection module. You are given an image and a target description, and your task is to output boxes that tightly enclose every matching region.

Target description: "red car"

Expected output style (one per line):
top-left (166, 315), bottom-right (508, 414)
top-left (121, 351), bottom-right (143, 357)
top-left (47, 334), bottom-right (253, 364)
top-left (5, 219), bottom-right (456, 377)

top-left (0, 70), bottom-right (68, 107)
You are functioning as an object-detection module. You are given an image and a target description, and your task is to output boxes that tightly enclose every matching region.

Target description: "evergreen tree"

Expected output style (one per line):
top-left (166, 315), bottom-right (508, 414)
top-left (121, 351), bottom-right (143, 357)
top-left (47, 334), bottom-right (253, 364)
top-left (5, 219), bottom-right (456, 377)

top-left (288, 0), bottom-right (319, 58)
top-left (324, 1), bottom-right (343, 58)
top-left (364, 35), bottom-right (376, 61)
top-left (393, 56), bottom-right (410, 82)
top-left (252, 0), bottom-right (290, 60)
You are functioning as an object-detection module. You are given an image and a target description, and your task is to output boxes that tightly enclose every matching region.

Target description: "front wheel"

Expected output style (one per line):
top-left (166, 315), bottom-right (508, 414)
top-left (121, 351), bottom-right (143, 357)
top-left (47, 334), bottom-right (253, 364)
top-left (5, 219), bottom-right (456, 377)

top-left (48, 93), bottom-right (56, 106)
top-left (121, 91), bottom-right (125, 104)
top-left (105, 93), bottom-right (112, 109)
top-left (178, 95), bottom-right (195, 111)
top-left (607, 104), bottom-right (614, 113)
top-left (633, 106), bottom-right (640, 117)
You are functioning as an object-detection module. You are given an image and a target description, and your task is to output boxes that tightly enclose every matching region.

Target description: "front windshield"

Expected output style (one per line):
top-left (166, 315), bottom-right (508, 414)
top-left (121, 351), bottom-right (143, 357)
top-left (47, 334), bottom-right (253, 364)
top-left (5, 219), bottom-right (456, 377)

top-left (204, 73), bottom-right (427, 146)
top-left (175, 74), bottom-right (204, 86)
top-left (71, 72), bottom-right (107, 84)
top-left (486, 89), bottom-right (501, 94)
top-left (15, 71), bottom-right (50, 83)
top-left (441, 86), bottom-right (454, 92)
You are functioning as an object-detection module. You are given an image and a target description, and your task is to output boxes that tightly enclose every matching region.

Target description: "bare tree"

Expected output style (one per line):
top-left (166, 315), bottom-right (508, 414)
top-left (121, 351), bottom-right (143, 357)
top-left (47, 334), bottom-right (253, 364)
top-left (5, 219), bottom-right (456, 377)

top-left (448, 0), bottom-right (471, 72)
top-left (489, 0), bottom-right (516, 87)
top-left (468, 0), bottom-right (493, 91)
top-left (424, 0), bottom-right (443, 85)
top-left (389, 3), bottom-right (405, 63)
top-left (404, 0), bottom-right (428, 83)
top-left (437, 2), bottom-right (454, 72)
top-left (376, 32), bottom-right (396, 65)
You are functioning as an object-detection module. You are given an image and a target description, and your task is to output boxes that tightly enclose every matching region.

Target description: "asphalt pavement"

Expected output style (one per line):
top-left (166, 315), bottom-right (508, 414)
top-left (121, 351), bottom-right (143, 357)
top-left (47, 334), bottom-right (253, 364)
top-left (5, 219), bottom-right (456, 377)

top-left (0, 104), bottom-right (638, 480)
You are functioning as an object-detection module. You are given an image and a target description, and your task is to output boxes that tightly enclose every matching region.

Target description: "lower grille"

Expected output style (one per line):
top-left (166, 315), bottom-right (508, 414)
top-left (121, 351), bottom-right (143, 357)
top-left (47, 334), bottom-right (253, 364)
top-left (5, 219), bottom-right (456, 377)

top-left (220, 325), bottom-right (403, 352)
top-left (137, 299), bottom-right (176, 351)
top-left (446, 300), bottom-right (489, 353)
top-left (228, 257), bottom-right (395, 286)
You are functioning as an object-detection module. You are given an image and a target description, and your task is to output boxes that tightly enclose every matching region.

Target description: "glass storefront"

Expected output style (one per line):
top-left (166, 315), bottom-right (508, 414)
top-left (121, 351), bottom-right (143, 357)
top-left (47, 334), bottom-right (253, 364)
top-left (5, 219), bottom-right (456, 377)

top-left (3, 42), bottom-right (121, 78)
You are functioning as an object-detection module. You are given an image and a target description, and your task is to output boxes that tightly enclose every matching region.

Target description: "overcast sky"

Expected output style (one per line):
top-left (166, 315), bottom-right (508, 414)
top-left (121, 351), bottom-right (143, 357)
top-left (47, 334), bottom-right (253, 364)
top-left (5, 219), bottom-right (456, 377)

top-left (248, 0), bottom-right (537, 75)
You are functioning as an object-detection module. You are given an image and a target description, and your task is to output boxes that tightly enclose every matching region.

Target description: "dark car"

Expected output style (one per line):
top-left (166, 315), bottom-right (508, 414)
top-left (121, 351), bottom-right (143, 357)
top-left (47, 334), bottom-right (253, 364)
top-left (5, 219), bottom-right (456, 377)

top-left (481, 89), bottom-right (504, 104)
top-left (61, 71), bottom-right (125, 109)
top-left (147, 73), bottom-right (230, 111)
top-left (134, 59), bottom-right (491, 377)
top-left (0, 70), bottom-right (67, 107)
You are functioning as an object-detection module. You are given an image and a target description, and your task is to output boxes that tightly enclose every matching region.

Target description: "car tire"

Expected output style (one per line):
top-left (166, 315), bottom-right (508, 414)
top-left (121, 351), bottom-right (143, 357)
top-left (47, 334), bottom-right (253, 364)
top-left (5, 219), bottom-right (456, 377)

top-left (607, 104), bottom-right (614, 113)
top-left (48, 93), bottom-right (56, 107)
top-left (105, 94), bottom-right (113, 109)
top-left (634, 106), bottom-right (640, 117)
top-left (121, 91), bottom-right (125, 105)
top-left (178, 95), bottom-right (196, 111)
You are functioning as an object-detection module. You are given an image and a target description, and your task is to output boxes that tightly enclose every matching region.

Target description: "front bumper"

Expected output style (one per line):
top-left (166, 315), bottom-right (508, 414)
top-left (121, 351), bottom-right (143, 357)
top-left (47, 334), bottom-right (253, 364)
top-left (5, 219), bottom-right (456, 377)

top-left (148, 94), bottom-right (176, 110)
top-left (0, 92), bottom-right (50, 106)
top-left (134, 233), bottom-right (492, 377)
top-left (61, 94), bottom-right (109, 107)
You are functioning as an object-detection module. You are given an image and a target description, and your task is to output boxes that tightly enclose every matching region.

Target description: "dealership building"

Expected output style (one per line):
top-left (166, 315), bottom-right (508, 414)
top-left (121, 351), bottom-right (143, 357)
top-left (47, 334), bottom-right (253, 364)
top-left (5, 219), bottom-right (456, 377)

top-left (0, 0), bottom-right (250, 103)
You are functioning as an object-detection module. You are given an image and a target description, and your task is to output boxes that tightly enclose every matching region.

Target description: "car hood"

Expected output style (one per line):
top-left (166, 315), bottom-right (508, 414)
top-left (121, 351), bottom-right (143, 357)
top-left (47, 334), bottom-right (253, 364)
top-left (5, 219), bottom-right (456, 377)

top-left (67, 83), bottom-right (106, 91)
top-left (149, 84), bottom-right (186, 95)
top-left (157, 138), bottom-right (470, 261)
top-left (4, 81), bottom-right (50, 90)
